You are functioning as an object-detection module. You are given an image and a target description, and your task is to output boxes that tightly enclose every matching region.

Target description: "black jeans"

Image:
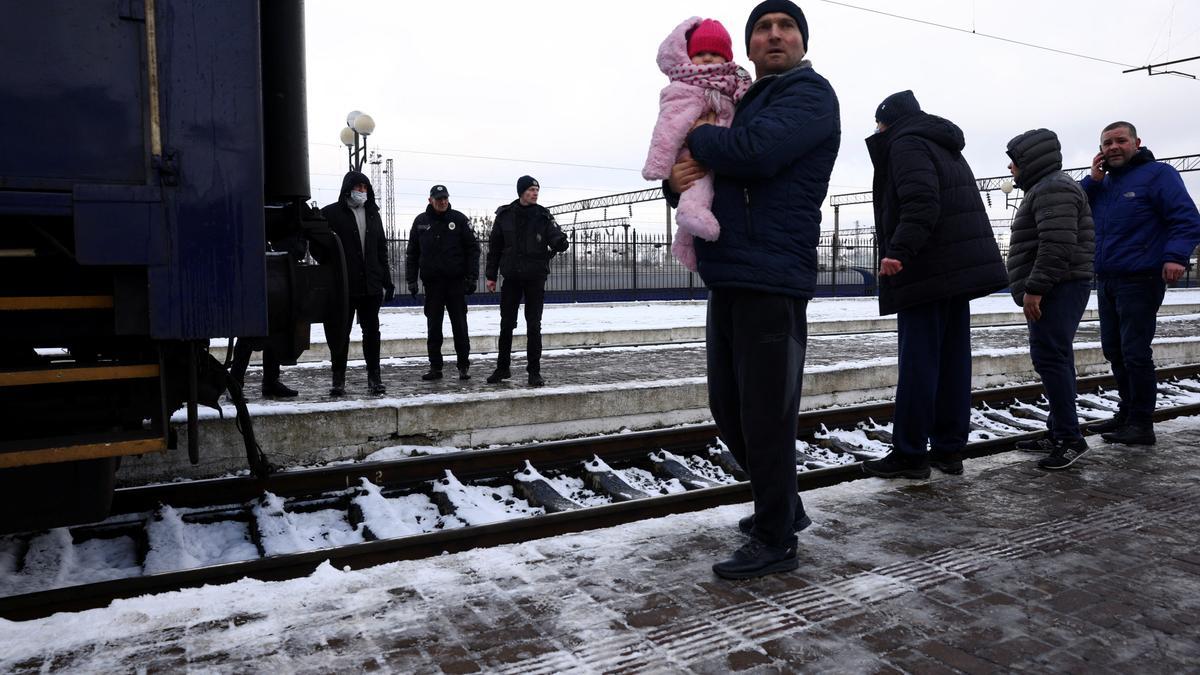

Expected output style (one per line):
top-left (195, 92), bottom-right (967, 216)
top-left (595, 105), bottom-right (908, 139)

top-left (893, 297), bottom-right (972, 456)
top-left (497, 278), bottom-right (546, 374)
top-left (1027, 279), bottom-right (1091, 441)
top-left (328, 294), bottom-right (382, 386)
top-left (423, 279), bottom-right (470, 371)
top-left (1098, 273), bottom-right (1166, 425)
top-left (707, 289), bottom-right (808, 549)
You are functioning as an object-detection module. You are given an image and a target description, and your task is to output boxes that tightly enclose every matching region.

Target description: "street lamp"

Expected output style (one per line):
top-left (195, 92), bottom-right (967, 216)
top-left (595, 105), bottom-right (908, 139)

top-left (341, 110), bottom-right (375, 171)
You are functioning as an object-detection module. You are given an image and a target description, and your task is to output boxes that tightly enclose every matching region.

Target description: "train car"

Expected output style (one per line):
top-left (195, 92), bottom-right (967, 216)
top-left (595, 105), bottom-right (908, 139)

top-left (0, 1), bottom-right (345, 533)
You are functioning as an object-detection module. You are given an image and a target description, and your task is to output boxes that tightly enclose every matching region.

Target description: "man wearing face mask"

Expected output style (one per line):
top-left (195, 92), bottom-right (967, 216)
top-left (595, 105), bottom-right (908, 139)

top-left (1083, 121), bottom-right (1200, 446)
top-left (322, 170), bottom-right (394, 396)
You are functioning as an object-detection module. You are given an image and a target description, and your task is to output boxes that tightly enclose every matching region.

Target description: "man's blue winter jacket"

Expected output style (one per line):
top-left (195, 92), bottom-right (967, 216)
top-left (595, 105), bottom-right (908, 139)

top-left (1081, 147), bottom-right (1200, 276)
top-left (684, 62), bottom-right (840, 299)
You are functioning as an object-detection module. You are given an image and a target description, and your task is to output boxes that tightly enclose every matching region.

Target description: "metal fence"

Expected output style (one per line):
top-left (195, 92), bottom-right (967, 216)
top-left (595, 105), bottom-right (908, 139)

top-left (386, 229), bottom-right (1200, 306)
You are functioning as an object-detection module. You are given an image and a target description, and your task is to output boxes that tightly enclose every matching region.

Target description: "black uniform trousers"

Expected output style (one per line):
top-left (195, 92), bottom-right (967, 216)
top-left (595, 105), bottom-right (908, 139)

top-left (423, 279), bottom-right (470, 372)
top-left (497, 278), bottom-right (546, 374)
top-left (706, 288), bottom-right (808, 549)
top-left (229, 339), bottom-right (280, 389)
top-left (329, 294), bottom-right (383, 387)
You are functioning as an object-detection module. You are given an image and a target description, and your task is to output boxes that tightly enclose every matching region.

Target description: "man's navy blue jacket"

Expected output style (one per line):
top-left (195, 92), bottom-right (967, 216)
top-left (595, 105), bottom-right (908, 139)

top-left (682, 62), bottom-right (840, 299)
top-left (1081, 147), bottom-right (1200, 276)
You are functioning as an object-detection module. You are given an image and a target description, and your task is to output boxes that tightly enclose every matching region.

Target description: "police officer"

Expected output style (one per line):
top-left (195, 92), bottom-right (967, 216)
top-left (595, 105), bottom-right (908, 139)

top-left (406, 185), bottom-right (480, 380)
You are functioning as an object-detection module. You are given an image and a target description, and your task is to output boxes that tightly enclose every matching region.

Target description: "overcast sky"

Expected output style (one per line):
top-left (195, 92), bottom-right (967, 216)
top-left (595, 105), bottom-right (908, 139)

top-left (302, 0), bottom-right (1200, 236)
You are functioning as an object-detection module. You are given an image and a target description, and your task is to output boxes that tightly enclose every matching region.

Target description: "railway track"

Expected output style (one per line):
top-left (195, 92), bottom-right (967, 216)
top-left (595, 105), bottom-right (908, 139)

top-left (3, 365), bottom-right (1200, 621)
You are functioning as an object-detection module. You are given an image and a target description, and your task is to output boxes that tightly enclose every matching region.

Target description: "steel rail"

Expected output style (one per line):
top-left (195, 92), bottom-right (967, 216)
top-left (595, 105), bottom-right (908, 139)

top-left (3, 365), bottom-right (1199, 621)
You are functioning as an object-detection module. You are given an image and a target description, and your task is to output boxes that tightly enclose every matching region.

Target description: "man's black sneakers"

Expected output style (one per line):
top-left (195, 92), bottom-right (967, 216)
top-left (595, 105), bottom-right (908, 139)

top-left (458, 367), bottom-right (471, 380)
top-left (421, 370), bottom-right (443, 381)
top-left (528, 373), bottom-right (545, 387)
top-left (1037, 438), bottom-right (1090, 470)
top-left (712, 538), bottom-right (799, 580)
top-left (863, 451), bottom-right (931, 479)
top-left (1101, 423), bottom-right (1156, 446)
top-left (261, 381), bottom-right (298, 398)
top-left (1015, 437), bottom-right (1057, 453)
top-left (486, 368), bottom-right (511, 384)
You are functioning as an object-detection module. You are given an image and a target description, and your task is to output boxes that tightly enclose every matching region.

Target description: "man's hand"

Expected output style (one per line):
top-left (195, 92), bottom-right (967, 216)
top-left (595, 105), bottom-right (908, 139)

top-left (690, 111), bottom-right (718, 131)
top-left (1164, 261), bottom-right (1186, 283)
top-left (1090, 151), bottom-right (1106, 182)
top-left (407, 282), bottom-right (418, 298)
top-left (1023, 293), bottom-right (1042, 322)
top-left (486, 279), bottom-right (497, 293)
top-left (879, 257), bottom-right (903, 276)
top-left (667, 159), bottom-right (707, 194)
top-left (384, 286), bottom-right (395, 303)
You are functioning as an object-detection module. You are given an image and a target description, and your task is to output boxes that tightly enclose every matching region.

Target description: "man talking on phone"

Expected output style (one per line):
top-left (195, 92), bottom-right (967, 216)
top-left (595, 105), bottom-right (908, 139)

top-left (1082, 121), bottom-right (1200, 446)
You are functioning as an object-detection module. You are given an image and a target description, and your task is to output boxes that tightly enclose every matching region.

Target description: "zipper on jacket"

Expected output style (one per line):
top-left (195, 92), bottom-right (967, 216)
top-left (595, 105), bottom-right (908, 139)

top-left (744, 188), bottom-right (755, 239)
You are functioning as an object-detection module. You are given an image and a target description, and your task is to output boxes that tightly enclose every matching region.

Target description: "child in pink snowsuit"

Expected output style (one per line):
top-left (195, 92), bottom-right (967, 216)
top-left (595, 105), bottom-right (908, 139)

top-left (642, 17), bottom-right (751, 272)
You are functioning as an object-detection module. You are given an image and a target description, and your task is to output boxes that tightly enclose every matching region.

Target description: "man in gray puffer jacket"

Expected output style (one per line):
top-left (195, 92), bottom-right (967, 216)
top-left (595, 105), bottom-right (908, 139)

top-left (1005, 128), bottom-right (1095, 470)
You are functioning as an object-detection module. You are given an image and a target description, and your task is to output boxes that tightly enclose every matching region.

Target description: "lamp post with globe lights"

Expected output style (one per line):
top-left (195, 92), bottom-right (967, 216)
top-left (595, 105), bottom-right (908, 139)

top-left (341, 110), bottom-right (376, 171)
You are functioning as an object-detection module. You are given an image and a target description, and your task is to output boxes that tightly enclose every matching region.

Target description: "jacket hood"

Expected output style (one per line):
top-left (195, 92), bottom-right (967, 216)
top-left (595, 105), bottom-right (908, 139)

top-left (658, 17), bottom-right (703, 73)
top-left (339, 170), bottom-right (377, 208)
top-left (1006, 128), bottom-right (1062, 191)
top-left (889, 111), bottom-right (965, 152)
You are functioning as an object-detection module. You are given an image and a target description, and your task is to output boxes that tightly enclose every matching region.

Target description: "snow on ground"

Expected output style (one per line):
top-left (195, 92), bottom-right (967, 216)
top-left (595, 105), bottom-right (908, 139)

top-left (312, 288), bottom-right (1200, 344)
top-left (6, 415), bottom-right (1200, 670)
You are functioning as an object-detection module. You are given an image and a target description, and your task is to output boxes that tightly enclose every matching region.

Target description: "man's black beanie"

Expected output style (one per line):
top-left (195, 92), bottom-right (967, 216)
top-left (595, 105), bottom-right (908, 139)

top-left (744, 0), bottom-right (809, 51)
top-left (517, 175), bottom-right (539, 196)
top-left (875, 90), bottom-right (921, 126)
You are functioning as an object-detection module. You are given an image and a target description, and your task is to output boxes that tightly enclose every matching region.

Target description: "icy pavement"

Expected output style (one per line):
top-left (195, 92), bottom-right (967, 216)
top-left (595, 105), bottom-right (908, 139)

top-left (4, 416), bottom-right (1199, 672)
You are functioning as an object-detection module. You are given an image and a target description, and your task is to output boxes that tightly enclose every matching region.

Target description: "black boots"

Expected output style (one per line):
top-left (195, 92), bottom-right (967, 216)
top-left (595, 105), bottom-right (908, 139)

top-left (712, 538), bottom-right (799, 580)
top-left (261, 380), bottom-right (298, 398)
top-left (1090, 412), bottom-right (1127, 434)
top-left (486, 368), bottom-right (511, 384)
top-left (738, 506), bottom-right (812, 536)
top-left (928, 449), bottom-right (963, 475)
top-left (1101, 423), bottom-right (1156, 446)
top-left (458, 366), bottom-right (471, 380)
top-left (421, 370), bottom-right (443, 381)
top-left (528, 373), bottom-right (545, 387)
top-left (862, 451), bottom-right (931, 479)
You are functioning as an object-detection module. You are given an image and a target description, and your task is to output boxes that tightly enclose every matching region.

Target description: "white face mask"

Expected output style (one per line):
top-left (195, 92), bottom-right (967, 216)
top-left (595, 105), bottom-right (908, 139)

top-left (348, 191), bottom-right (368, 207)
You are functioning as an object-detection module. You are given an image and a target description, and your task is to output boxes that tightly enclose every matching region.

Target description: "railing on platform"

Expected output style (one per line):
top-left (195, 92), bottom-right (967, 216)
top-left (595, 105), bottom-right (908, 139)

top-left (385, 230), bottom-right (1200, 306)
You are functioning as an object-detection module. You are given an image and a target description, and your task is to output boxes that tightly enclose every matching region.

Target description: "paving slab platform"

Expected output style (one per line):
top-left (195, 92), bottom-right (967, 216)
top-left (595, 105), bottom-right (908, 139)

top-left (5, 417), bottom-right (1199, 672)
top-left (136, 316), bottom-right (1200, 485)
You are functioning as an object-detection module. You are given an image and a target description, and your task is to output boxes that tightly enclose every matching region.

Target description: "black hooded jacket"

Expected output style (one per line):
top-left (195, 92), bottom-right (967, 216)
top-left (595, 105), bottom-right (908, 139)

top-left (485, 201), bottom-right (568, 282)
top-left (1005, 129), bottom-right (1094, 304)
top-left (405, 204), bottom-right (481, 285)
top-left (866, 112), bottom-right (1007, 315)
top-left (321, 171), bottom-right (393, 298)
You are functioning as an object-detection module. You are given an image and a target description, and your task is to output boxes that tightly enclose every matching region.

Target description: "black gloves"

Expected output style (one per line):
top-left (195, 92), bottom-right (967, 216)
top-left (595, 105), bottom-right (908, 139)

top-left (550, 237), bottom-right (569, 253)
top-left (464, 278), bottom-right (477, 295)
top-left (407, 282), bottom-right (419, 298)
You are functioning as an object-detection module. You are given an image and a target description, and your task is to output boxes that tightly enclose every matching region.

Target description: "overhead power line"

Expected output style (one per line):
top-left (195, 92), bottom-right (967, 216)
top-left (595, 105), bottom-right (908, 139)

top-left (811, 0), bottom-right (1137, 68)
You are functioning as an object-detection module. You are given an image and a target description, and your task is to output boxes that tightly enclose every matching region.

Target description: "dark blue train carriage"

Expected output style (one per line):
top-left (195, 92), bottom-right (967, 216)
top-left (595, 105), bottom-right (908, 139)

top-left (0, 1), bottom-right (344, 532)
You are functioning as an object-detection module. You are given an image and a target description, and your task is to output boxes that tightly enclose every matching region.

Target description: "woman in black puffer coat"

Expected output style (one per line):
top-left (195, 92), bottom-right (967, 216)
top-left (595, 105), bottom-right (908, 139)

top-left (1005, 128), bottom-right (1095, 469)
